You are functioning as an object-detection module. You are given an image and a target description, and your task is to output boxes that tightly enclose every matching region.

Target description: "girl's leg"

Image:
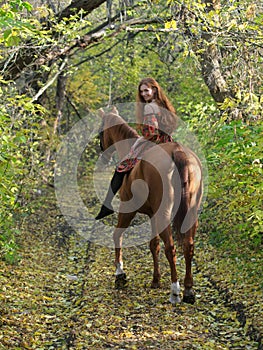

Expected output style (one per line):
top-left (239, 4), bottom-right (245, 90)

top-left (95, 170), bottom-right (126, 220)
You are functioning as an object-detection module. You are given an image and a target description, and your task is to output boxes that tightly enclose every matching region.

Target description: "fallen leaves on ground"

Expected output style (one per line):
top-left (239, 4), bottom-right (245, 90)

top-left (0, 232), bottom-right (259, 349)
top-left (0, 185), bottom-right (261, 349)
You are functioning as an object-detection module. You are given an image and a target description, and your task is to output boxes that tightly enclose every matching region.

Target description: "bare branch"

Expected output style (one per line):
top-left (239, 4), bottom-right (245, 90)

top-left (56, 0), bottom-right (107, 22)
top-left (30, 58), bottom-right (68, 103)
top-left (0, 0), bottom-right (108, 80)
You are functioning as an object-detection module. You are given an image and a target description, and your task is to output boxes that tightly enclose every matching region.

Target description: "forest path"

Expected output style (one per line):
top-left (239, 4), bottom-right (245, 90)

top-left (0, 186), bottom-right (259, 349)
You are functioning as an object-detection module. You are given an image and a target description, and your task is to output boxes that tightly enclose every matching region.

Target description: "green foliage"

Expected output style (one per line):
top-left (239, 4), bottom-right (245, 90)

top-left (76, 32), bottom-right (211, 110)
top-left (67, 68), bottom-right (106, 111)
top-left (0, 0), bottom-right (35, 46)
top-left (167, 0), bottom-right (263, 118)
top-left (0, 88), bottom-right (47, 263)
top-left (0, 1), bottom-right (52, 263)
top-left (206, 119), bottom-right (262, 246)
top-left (0, 2), bottom-right (261, 346)
top-left (188, 108), bottom-right (263, 246)
top-left (0, 0), bottom-right (262, 265)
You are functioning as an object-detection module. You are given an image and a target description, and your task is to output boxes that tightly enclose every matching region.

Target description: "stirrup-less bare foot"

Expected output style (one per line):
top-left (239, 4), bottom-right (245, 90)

top-left (95, 204), bottom-right (114, 220)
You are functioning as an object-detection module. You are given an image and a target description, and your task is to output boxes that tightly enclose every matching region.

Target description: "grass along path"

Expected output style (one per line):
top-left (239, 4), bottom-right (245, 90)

top-left (0, 213), bottom-right (259, 349)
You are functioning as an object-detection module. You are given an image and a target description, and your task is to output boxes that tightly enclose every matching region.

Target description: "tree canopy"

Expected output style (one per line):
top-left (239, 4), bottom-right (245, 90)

top-left (1, 0), bottom-right (262, 116)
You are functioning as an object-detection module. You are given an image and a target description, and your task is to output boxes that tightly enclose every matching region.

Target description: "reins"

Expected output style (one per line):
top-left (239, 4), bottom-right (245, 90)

top-left (99, 112), bottom-right (139, 152)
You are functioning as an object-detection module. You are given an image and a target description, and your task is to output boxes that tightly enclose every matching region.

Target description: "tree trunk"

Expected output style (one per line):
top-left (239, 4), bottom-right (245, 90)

top-left (199, 0), bottom-right (229, 103)
top-left (181, 0), bottom-right (231, 103)
top-left (53, 71), bottom-right (67, 134)
top-left (199, 37), bottom-right (229, 103)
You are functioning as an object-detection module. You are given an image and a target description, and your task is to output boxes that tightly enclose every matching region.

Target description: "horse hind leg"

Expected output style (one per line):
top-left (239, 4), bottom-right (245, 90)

top-left (182, 223), bottom-right (197, 304)
top-left (159, 226), bottom-right (181, 304)
top-left (176, 190), bottom-right (200, 304)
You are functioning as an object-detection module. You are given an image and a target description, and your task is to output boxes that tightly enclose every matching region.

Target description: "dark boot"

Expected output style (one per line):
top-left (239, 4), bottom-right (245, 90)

top-left (94, 204), bottom-right (114, 220)
top-left (95, 171), bottom-right (126, 220)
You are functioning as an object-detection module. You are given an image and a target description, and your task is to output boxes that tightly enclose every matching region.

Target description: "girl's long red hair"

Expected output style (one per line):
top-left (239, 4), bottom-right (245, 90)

top-left (135, 77), bottom-right (177, 134)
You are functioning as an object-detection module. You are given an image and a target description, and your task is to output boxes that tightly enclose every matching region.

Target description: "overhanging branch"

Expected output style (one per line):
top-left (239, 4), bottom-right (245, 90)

top-left (0, 0), bottom-right (108, 80)
top-left (30, 58), bottom-right (68, 103)
top-left (15, 16), bottom-right (166, 76)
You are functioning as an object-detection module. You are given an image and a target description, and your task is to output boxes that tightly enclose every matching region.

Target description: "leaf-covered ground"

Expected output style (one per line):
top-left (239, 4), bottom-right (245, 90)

top-left (0, 185), bottom-right (261, 349)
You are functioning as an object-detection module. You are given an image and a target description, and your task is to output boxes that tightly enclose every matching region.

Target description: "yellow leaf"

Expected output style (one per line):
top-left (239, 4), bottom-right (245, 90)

top-left (165, 21), bottom-right (171, 29)
top-left (163, 330), bottom-right (174, 335)
top-left (165, 20), bottom-right (177, 30)
top-left (171, 19), bottom-right (177, 29)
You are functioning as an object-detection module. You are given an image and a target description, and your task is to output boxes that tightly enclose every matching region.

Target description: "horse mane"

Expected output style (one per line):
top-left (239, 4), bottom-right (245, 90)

top-left (105, 112), bottom-right (139, 140)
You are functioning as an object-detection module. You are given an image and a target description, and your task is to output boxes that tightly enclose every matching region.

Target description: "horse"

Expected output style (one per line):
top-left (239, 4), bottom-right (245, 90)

top-left (97, 107), bottom-right (203, 304)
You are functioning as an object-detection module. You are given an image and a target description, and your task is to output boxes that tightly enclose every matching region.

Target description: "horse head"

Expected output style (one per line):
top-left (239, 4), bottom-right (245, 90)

top-left (98, 107), bottom-right (139, 160)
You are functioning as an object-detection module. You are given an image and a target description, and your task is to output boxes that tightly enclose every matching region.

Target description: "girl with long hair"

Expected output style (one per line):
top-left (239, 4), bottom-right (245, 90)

top-left (95, 77), bottom-right (177, 220)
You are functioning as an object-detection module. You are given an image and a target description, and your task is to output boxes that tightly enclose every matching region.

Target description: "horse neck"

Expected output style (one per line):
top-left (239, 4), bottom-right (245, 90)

top-left (107, 115), bottom-right (139, 159)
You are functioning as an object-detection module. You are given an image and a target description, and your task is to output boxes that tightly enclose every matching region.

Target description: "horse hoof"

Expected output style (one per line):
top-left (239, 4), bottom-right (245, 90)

top-left (170, 294), bottom-right (181, 305)
top-left (183, 291), bottom-right (195, 304)
top-left (115, 273), bottom-right (128, 289)
top-left (151, 281), bottom-right (161, 289)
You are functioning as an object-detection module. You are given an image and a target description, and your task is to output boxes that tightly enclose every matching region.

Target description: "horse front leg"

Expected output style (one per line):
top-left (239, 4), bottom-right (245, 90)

top-left (149, 236), bottom-right (161, 288)
top-left (182, 224), bottom-right (197, 304)
top-left (113, 226), bottom-right (127, 289)
top-left (113, 212), bottom-right (135, 289)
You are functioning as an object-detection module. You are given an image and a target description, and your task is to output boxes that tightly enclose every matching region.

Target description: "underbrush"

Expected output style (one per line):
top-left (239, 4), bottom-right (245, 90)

top-left (182, 102), bottom-right (263, 342)
top-left (181, 102), bottom-right (263, 248)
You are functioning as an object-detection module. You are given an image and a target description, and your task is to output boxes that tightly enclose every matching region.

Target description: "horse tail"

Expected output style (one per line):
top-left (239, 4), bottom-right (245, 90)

top-left (171, 149), bottom-right (190, 245)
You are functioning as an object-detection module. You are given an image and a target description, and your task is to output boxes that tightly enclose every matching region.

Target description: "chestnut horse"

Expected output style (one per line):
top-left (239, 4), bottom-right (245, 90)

top-left (97, 108), bottom-right (203, 304)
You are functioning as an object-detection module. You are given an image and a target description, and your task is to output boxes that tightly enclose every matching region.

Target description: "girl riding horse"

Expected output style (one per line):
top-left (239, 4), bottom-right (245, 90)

top-left (95, 77), bottom-right (178, 220)
top-left (96, 105), bottom-right (203, 304)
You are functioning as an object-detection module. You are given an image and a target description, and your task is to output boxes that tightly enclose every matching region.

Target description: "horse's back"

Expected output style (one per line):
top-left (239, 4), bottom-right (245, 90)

top-left (120, 141), bottom-right (202, 217)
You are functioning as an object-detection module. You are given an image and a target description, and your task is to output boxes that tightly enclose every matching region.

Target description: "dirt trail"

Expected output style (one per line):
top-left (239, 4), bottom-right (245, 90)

top-left (0, 224), bottom-right (259, 349)
top-left (63, 242), bottom-right (259, 349)
top-left (0, 180), bottom-right (261, 350)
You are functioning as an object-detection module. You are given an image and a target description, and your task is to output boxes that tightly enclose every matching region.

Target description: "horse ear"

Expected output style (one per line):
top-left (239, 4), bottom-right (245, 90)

top-left (111, 106), bottom-right (119, 115)
top-left (98, 108), bottom-right (105, 118)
